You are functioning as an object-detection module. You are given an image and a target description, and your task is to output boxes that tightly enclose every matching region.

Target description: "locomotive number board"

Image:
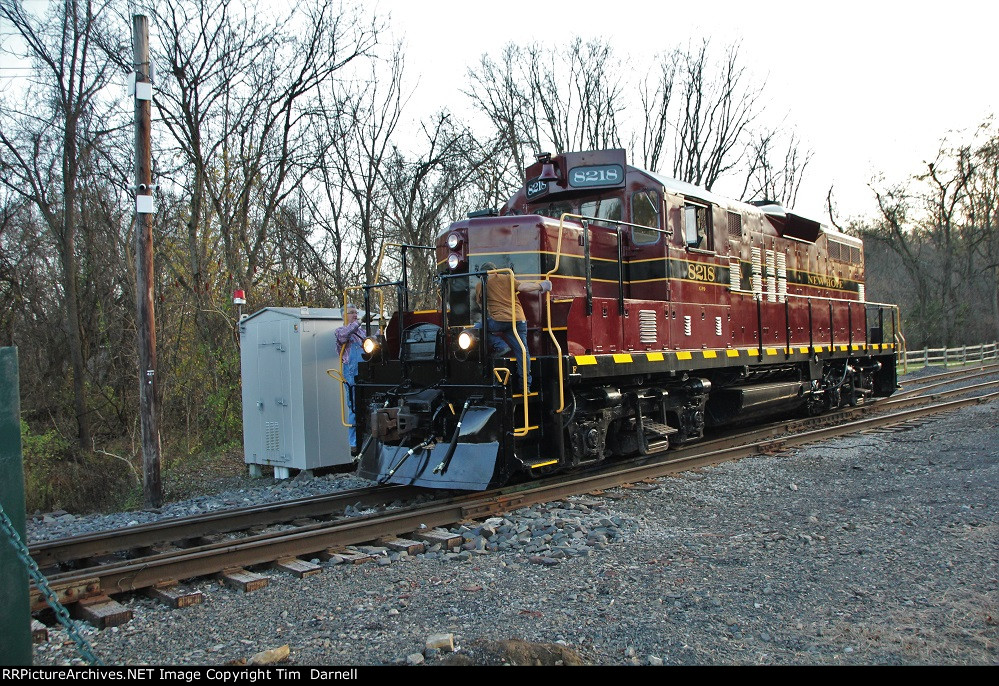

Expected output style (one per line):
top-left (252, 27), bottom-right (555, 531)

top-left (568, 164), bottom-right (625, 188)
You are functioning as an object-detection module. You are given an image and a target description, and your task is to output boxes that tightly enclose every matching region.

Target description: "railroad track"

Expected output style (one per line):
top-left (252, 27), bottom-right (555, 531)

top-left (28, 365), bottom-right (999, 626)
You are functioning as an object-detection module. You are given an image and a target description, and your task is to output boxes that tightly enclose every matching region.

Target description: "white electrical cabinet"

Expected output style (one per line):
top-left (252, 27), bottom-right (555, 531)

top-left (239, 307), bottom-right (353, 476)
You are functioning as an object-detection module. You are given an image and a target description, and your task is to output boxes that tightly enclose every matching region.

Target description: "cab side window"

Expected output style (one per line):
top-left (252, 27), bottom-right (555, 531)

top-left (683, 202), bottom-right (712, 251)
top-left (631, 190), bottom-right (660, 245)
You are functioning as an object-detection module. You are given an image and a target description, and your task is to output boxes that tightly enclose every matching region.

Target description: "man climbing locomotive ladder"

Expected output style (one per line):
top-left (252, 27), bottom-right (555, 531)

top-left (475, 261), bottom-right (552, 390)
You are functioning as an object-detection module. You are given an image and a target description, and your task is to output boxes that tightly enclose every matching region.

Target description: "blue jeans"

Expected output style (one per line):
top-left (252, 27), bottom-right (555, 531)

top-left (343, 341), bottom-right (362, 448)
top-left (486, 317), bottom-right (530, 385)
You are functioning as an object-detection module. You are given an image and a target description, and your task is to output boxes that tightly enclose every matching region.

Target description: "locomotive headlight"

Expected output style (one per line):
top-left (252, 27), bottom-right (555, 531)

top-left (361, 335), bottom-right (384, 361)
top-left (447, 253), bottom-right (461, 270)
top-left (447, 232), bottom-right (461, 249)
top-left (457, 329), bottom-right (476, 350)
top-left (454, 327), bottom-right (479, 361)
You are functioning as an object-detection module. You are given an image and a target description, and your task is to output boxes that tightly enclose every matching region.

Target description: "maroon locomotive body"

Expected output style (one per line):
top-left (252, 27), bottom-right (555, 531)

top-left (355, 149), bottom-right (898, 489)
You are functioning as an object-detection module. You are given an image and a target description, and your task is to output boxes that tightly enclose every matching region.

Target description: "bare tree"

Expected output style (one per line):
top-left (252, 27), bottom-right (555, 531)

top-left (0, 0), bottom-right (127, 449)
top-left (671, 41), bottom-right (761, 190)
top-left (637, 49), bottom-right (679, 172)
top-left (151, 0), bottom-right (378, 296)
top-left (471, 38), bottom-right (788, 202)
top-left (380, 112), bottom-right (490, 306)
top-left (866, 139), bottom-right (976, 346)
top-left (966, 121), bottom-right (999, 338)
top-left (323, 42), bottom-right (405, 288)
top-left (464, 45), bottom-right (534, 206)
top-left (740, 127), bottom-right (812, 207)
top-left (466, 38), bottom-right (624, 196)
top-left (526, 38), bottom-right (624, 154)
top-left (920, 146), bottom-right (974, 345)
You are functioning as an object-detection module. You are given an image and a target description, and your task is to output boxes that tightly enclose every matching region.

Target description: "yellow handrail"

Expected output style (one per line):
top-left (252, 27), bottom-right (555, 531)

top-left (895, 307), bottom-right (908, 374)
top-left (486, 267), bottom-right (531, 436)
top-left (326, 343), bottom-right (352, 429)
top-left (542, 214), bottom-right (573, 414)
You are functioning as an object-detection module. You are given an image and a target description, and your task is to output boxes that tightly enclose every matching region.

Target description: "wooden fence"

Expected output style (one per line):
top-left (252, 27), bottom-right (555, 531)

top-left (902, 341), bottom-right (999, 370)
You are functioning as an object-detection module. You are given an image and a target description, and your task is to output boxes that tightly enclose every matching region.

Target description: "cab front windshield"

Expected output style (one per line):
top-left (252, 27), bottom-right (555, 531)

top-left (534, 201), bottom-right (575, 220)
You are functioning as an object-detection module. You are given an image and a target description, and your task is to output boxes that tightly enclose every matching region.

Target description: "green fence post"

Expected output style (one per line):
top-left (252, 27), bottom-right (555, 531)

top-left (0, 347), bottom-right (31, 664)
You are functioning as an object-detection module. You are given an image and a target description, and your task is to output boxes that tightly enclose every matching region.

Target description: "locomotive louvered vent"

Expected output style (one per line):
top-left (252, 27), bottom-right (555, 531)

top-left (727, 211), bottom-right (742, 238)
top-left (851, 246), bottom-right (862, 264)
top-left (729, 259), bottom-right (741, 291)
top-left (639, 310), bottom-right (658, 344)
top-left (858, 284), bottom-right (866, 303)
top-left (265, 422), bottom-right (280, 452)
top-left (715, 316), bottom-right (723, 336)
top-left (765, 249), bottom-right (777, 303)
top-left (776, 251), bottom-right (787, 303)
top-left (829, 240), bottom-right (846, 262)
top-left (684, 315), bottom-right (692, 336)
top-left (751, 247), bottom-right (763, 300)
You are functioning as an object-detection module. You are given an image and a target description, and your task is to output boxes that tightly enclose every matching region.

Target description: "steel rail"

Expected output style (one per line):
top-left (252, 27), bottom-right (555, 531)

top-left (31, 369), bottom-right (999, 570)
top-left (29, 484), bottom-right (418, 568)
top-left (31, 390), bottom-right (998, 611)
top-left (891, 363), bottom-right (999, 399)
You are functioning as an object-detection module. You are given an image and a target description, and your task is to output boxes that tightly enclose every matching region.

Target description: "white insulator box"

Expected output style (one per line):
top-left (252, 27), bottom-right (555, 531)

top-left (239, 307), bottom-right (354, 473)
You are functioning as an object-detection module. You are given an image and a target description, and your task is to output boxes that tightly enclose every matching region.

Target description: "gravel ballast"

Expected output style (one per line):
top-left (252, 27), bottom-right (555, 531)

top-left (28, 395), bottom-right (998, 666)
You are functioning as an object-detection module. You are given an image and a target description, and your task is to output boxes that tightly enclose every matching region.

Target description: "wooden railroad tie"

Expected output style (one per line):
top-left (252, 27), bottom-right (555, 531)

top-left (31, 619), bottom-right (48, 643)
top-left (319, 548), bottom-right (375, 565)
top-left (621, 483), bottom-right (659, 492)
top-left (218, 568), bottom-right (271, 592)
top-left (71, 595), bottom-right (133, 629)
top-left (412, 529), bottom-right (463, 549)
top-left (271, 557), bottom-right (322, 579)
top-left (146, 581), bottom-right (204, 609)
top-left (588, 489), bottom-right (626, 500)
top-left (380, 537), bottom-right (426, 555)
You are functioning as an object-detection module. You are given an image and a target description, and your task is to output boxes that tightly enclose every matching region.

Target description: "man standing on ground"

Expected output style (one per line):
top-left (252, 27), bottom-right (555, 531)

top-left (335, 304), bottom-right (364, 455)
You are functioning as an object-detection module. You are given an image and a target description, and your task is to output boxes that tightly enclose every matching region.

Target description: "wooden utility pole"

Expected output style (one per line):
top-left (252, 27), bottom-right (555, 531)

top-left (133, 14), bottom-right (161, 508)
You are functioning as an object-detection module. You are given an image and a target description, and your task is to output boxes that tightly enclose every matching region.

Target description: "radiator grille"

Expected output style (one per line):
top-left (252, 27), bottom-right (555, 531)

top-left (727, 211), bottom-right (742, 238)
top-left (765, 249), bottom-right (777, 303)
top-left (751, 247), bottom-right (763, 300)
top-left (639, 310), bottom-right (658, 344)
top-left (776, 251), bottom-right (787, 303)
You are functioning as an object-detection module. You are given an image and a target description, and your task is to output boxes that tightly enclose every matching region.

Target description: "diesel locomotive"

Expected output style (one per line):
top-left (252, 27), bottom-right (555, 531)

top-left (350, 149), bottom-right (900, 490)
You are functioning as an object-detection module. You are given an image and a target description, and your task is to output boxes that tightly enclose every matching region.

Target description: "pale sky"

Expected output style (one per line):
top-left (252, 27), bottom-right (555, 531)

top-left (3, 1), bottom-right (993, 222)
top-left (377, 0), bottom-right (998, 221)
